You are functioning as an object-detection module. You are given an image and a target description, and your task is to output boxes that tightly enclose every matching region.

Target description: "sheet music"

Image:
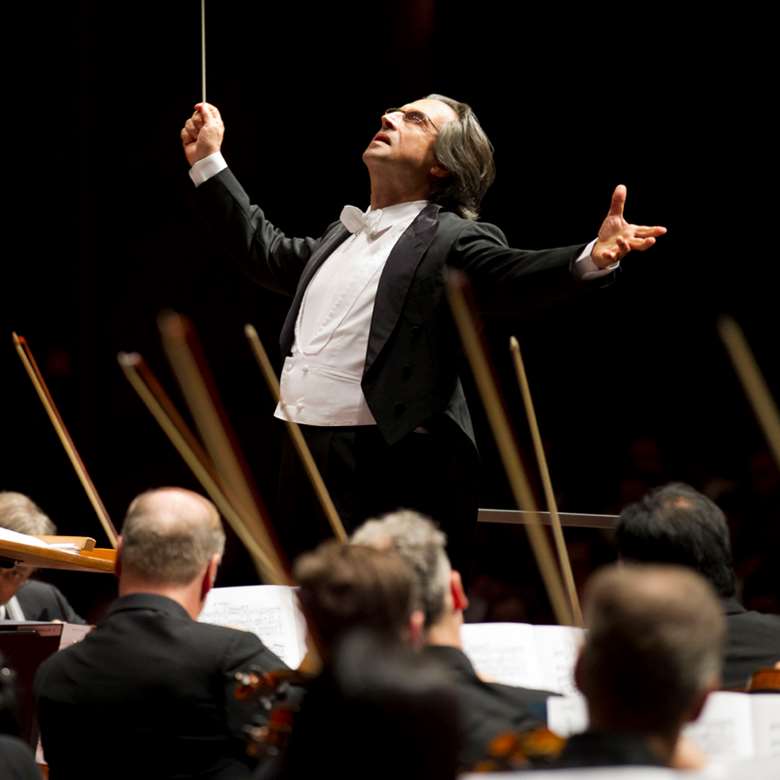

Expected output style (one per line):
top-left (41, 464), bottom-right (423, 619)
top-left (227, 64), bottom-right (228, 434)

top-left (199, 585), bottom-right (307, 668)
top-left (751, 694), bottom-right (780, 757)
top-left (547, 693), bottom-right (589, 737)
top-left (0, 528), bottom-right (79, 552)
top-left (461, 622), bottom-right (584, 694)
top-left (683, 692), bottom-right (755, 758)
top-left (461, 623), bottom-right (544, 688)
top-left (59, 622), bottom-right (93, 649)
top-left (533, 625), bottom-right (584, 695)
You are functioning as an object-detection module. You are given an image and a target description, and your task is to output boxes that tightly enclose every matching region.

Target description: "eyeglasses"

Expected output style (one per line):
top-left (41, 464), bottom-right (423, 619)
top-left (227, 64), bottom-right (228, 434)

top-left (0, 564), bottom-right (34, 584)
top-left (383, 107), bottom-right (440, 133)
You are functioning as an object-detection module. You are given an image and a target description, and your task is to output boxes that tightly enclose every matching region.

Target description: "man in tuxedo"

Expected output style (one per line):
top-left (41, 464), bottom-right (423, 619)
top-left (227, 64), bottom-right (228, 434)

top-left (616, 482), bottom-right (780, 688)
top-left (34, 488), bottom-right (284, 780)
top-left (0, 492), bottom-right (84, 623)
top-left (557, 564), bottom-right (724, 769)
top-left (181, 96), bottom-right (666, 563)
top-left (352, 509), bottom-right (557, 771)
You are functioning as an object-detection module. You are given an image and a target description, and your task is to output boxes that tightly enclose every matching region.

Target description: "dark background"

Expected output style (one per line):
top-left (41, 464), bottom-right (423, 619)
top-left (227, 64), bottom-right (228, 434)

top-left (3, 2), bottom-right (778, 622)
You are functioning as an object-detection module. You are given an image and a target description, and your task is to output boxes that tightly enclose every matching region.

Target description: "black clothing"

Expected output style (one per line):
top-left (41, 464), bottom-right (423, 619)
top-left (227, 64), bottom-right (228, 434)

top-left (423, 644), bottom-right (556, 769)
top-left (554, 730), bottom-right (666, 768)
top-left (34, 593), bottom-right (285, 780)
top-left (722, 596), bottom-right (780, 689)
top-left (14, 580), bottom-right (84, 624)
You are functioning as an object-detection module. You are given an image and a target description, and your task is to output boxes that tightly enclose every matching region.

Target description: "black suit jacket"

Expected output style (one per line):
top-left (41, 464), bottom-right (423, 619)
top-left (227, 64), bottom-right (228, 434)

top-left (14, 580), bottom-right (84, 624)
top-left (196, 169), bottom-right (589, 448)
top-left (34, 593), bottom-right (285, 780)
top-left (0, 735), bottom-right (41, 780)
top-left (423, 644), bottom-right (556, 770)
top-left (553, 731), bottom-right (666, 768)
top-left (722, 596), bottom-right (780, 689)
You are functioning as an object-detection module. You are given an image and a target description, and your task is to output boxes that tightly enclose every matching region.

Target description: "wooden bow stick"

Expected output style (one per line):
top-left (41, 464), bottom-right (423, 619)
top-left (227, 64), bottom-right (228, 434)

top-left (158, 312), bottom-right (291, 584)
top-left (446, 272), bottom-right (573, 626)
top-left (12, 332), bottom-right (118, 548)
top-left (718, 316), bottom-right (780, 470)
top-left (117, 352), bottom-right (283, 583)
top-left (509, 336), bottom-right (583, 628)
top-left (244, 324), bottom-right (347, 543)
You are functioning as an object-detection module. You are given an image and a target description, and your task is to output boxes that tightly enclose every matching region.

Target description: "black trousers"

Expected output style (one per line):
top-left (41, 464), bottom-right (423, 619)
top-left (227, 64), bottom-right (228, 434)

top-left (276, 423), bottom-right (479, 573)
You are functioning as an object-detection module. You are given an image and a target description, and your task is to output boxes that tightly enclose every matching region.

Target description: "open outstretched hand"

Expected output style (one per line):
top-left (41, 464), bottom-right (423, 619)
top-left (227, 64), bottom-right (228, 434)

top-left (592, 185), bottom-right (667, 269)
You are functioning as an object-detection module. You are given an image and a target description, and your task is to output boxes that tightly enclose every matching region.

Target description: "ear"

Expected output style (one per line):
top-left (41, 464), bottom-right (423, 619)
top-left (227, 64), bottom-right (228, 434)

top-left (450, 570), bottom-right (469, 613)
top-left (430, 162), bottom-right (449, 180)
top-left (200, 555), bottom-right (220, 601)
top-left (685, 680), bottom-right (717, 724)
top-left (408, 609), bottom-right (426, 649)
top-left (114, 536), bottom-right (124, 580)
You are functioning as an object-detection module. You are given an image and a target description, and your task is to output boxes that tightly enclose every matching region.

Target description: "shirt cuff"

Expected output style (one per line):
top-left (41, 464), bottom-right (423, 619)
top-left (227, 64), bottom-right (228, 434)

top-left (574, 238), bottom-right (619, 280)
top-left (189, 151), bottom-right (228, 187)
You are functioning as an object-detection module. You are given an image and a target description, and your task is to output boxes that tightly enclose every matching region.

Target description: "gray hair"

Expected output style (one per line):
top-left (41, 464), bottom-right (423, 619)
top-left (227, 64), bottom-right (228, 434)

top-left (0, 492), bottom-right (56, 536)
top-left (579, 564), bottom-right (725, 735)
top-left (426, 93), bottom-right (496, 221)
top-left (120, 488), bottom-right (225, 585)
top-left (351, 510), bottom-right (450, 627)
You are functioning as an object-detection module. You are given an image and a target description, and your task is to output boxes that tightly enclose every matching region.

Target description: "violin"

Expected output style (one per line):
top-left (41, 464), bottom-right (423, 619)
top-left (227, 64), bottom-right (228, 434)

top-left (746, 667), bottom-right (780, 693)
top-left (233, 666), bottom-right (312, 759)
top-left (470, 726), bottom-right (565, 773)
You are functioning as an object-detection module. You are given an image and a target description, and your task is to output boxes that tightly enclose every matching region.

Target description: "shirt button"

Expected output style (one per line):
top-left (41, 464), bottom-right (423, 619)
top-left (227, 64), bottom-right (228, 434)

top-left (302, 365), bottom-right (309, 374)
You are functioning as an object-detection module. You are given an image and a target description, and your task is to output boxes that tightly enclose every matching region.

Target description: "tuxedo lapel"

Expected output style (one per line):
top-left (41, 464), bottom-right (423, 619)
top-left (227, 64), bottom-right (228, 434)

top-left (279, 224), bottom-right (350, 356)
top-left (364, 203), bottom-right (441, 374)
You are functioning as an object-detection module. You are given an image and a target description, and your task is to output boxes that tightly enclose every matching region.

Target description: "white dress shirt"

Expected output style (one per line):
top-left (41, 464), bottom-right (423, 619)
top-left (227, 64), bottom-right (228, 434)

top-left (191, 152), bottom-right (614, 427)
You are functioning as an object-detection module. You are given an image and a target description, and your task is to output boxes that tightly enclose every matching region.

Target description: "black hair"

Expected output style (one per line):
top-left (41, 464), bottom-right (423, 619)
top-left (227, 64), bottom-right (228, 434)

top-left (615, 482), bottom-right (736, 597)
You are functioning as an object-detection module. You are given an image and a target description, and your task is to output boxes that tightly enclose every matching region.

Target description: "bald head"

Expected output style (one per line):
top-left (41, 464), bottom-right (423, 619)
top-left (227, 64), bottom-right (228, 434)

top-left (579, 564), bottom-right (725, 736)
top-left (120, 488), bottom-right (225, 586)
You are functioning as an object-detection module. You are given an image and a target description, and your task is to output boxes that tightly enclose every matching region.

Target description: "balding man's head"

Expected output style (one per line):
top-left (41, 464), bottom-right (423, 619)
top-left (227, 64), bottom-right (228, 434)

top-left (578, 564), bottom-right (725, 738)
top-left (120, 488), bottom-right (225, 586)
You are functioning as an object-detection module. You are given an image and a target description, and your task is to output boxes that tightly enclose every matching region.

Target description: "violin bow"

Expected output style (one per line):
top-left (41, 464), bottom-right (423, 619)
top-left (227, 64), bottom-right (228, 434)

top-left (12, 332), bottom-right (119, 548)
top-left (718, 316), bottom-right (780, 469)
top-left (157, 312), bottom-right (291, 585)
top-left (244, 324), bottom-right (347, 543)
top-left (446, 272), bottom-right (573, 626)
top-left (117, 351), bottom-right (283, 582)
top-left (509, 336), bottom-right (584, 628)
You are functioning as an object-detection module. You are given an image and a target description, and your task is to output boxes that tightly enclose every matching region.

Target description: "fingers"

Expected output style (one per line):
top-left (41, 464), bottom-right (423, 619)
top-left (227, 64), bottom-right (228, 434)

top-left (180, 127), bottom-right (196, 145)
top-left (631, 236), bottom-right (656, 252)
top-left (195, 102), bottom-right (222, 127)
top-left (607, 184), bottom-right (627, 218)
top-left (633, 225), bottom-right (668, 238)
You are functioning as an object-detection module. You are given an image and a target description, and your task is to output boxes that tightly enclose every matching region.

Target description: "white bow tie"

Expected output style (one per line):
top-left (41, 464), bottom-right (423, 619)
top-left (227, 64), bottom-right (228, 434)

top-left (340, 205), bottom-right (385, 237)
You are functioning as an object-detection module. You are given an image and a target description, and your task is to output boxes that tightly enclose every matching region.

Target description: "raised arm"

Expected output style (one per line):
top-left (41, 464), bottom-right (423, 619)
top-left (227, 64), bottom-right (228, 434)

top-left (182, 103), bottom-right (323, 296)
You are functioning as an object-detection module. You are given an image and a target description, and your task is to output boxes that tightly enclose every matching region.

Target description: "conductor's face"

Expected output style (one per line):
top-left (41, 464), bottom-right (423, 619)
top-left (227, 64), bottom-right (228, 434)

top-left (363, 98), bottom-right (457, 182)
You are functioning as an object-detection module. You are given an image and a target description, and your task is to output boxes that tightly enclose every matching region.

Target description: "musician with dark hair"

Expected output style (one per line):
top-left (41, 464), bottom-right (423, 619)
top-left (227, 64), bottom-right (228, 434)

top-left (616, 482), bottom-right (780, 688)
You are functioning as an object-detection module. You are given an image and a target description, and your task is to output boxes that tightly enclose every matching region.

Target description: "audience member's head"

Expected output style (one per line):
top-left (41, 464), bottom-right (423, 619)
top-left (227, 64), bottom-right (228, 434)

top-left (576, 564), bottom-right (724, 760)
top-left (117, 488), bottom-right (225, 616)
top-left (0, 492), bottom-right (56, 606)
top-left (293, 540), bottom-right (418, 656)
top-left (352, 510), bottom-right (467, 643)
top-left (616, 482), bottom-right (736, 598)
